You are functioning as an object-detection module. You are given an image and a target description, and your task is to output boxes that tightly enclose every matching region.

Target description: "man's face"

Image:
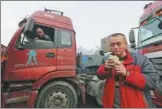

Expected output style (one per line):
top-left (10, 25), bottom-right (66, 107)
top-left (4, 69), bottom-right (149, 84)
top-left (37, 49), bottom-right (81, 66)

top-left (36, 28), bottom-right (44, 38)
top-left (109, 35), bottom-right (127, 56)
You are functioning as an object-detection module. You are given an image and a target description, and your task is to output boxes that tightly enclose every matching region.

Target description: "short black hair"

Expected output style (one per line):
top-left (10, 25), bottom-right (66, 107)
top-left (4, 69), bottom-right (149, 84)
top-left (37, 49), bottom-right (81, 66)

top-left (36, 27), bottom-right (43, 30)
top-left (107, 33), bottom-right (127, 42)
top-left (110, 33), bottom-right (125, 37)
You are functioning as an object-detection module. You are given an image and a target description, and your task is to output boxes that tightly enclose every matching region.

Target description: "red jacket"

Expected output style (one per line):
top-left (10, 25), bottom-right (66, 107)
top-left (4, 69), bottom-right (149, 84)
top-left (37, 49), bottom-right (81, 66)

top-left (97, 51), bottom-right (159, 108)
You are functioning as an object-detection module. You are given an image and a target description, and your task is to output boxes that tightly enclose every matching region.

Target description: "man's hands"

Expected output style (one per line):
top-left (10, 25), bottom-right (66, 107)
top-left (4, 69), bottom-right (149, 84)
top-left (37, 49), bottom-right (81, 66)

top-left (105, 59), bottom-right (128, 76)
top-left (104, 59), bottom-right (116, 69)
top-left (115, 63), bottom-right (127, 76)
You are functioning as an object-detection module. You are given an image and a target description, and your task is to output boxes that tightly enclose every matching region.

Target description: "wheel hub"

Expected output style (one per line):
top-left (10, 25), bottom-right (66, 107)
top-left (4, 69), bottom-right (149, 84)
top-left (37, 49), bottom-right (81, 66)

top-left (46, 91), bottom-right (68, 108)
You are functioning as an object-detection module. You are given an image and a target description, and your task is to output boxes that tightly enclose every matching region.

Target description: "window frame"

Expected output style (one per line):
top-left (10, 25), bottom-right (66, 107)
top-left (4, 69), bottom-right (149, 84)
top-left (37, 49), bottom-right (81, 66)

top-left (57, 28), bottom-right (73, 48)
top-left (15, 25), bottom-right (58, 50)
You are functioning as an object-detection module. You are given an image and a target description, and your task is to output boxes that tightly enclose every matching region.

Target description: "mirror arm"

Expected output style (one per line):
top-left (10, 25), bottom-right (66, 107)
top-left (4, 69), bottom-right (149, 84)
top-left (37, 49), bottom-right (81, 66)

top-left (131, 26), bottom-right (140, 30)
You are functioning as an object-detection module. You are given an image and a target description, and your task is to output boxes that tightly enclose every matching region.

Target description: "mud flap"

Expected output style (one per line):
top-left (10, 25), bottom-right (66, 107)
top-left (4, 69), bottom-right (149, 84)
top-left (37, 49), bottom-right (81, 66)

top-left (67, 78), bottom-right (86, 104)
top-left (86, 76), bottom-right (105, 106)
top-left (1, 93), bottom-right (7, 108)
top-left (27, 91), bottom-right (38, 108)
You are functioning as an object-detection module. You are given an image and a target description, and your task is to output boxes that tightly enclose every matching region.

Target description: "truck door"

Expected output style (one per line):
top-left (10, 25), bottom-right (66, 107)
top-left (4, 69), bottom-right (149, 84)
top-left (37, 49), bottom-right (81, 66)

top-left (4, 26), bottom-right (58, 81)
top-left (56, 28), bottom-right (76, 72)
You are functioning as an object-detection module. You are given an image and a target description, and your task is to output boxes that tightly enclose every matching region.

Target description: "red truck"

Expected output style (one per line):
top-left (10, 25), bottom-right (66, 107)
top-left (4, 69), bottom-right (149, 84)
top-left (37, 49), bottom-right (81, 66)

top-left (129, 1), bottom-right (162, 107)
top-left (1, 8), bottom-right (89, 108)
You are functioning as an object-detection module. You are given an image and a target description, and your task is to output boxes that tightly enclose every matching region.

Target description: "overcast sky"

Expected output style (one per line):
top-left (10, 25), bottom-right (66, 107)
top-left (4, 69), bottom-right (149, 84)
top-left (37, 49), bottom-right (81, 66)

top-left (1, 1), bottom-right (152, 49)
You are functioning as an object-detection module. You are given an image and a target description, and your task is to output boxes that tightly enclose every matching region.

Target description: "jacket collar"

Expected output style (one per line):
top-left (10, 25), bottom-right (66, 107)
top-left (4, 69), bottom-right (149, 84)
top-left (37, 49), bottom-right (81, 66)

top-left (122, 50), bottom-right (134, 65)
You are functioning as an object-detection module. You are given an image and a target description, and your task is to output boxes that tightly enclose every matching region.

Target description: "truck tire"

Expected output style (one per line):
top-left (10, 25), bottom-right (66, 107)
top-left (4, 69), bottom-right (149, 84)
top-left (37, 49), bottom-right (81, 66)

top-left (35, 81), bottom-right (78, 108)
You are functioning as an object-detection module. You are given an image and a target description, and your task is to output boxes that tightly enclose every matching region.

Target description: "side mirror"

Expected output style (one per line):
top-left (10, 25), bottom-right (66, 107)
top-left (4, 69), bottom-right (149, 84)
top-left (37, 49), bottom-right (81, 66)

top-left (18, 18), bottom-right (27, 27)
top-left (129, 29), bottom-right (135, 43)
top-left (23, 18), bottom-right (35, 35)
top-left (129, 27), bottom-right (139, 49)
top-left (130, 43), bottom-right (136, 48)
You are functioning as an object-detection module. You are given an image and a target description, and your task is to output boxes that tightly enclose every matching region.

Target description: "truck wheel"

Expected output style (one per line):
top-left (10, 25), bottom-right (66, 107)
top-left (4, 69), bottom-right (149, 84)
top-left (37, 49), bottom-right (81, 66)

top-left (35, 81), bottom-right (78, 108)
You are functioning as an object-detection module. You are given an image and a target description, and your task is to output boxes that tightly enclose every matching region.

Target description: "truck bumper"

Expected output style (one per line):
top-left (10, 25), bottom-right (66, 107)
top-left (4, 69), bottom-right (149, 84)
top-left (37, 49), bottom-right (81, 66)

top-left (1, 90), bottom-right (38, 108)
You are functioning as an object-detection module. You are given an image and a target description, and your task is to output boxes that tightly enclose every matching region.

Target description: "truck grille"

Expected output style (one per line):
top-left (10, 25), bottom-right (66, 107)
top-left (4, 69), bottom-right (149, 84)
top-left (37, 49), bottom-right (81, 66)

top-left (149, 57), bottom-right (162, 75)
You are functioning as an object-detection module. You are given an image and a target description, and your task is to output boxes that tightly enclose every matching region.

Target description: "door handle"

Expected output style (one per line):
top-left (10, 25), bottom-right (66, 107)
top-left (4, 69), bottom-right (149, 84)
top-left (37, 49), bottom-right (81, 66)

top-left (46, 52), bottom-right (55, 58)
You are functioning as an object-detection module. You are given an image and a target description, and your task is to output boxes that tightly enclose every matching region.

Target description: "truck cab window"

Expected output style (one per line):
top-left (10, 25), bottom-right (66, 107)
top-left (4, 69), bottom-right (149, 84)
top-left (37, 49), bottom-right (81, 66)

top-left (33, 25), bottom-right (55, 42)
top-left (22, 34), bottom-right (32, 45)
top-left (15, 26), bottom-right (56, 49)
top-left (15, 32), bottom-right (32, 48)
top-left (58, 30), bottom-right (72, 48)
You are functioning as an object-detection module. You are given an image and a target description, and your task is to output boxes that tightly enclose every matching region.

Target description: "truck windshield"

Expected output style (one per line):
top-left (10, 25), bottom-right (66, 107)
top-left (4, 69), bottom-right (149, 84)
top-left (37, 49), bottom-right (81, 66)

top-left (138, 16), bottom-right (162, 46)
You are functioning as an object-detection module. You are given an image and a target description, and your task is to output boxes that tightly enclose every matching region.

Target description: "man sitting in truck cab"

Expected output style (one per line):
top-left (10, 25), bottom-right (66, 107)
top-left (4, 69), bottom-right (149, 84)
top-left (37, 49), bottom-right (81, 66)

top-left (36, 27), bottom-right (51, 41)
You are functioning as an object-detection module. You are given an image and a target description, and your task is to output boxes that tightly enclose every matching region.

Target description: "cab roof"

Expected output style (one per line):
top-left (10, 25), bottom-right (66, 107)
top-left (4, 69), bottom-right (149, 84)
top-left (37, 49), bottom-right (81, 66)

top-left (30, 10), bottom-right (74, 31)
top-left (139, 1), bottom-right (162, 24)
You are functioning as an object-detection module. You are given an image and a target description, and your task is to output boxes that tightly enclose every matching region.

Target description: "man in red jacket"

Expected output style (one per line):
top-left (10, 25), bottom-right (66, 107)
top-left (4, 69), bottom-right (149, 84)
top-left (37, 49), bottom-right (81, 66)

top-left (97, 33), bottom-right (160, 108)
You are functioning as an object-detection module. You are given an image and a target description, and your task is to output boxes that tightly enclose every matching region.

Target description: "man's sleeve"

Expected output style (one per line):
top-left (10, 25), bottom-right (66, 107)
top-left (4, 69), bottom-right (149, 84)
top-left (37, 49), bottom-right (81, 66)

top-left (45, 35), bottom-right (51, 41)
top-left (97, 55), bottom-right (112, 80)
top-left (97, 64), bottom-right (112, 80)
top-left (125, 56), bottom-right (160, 90)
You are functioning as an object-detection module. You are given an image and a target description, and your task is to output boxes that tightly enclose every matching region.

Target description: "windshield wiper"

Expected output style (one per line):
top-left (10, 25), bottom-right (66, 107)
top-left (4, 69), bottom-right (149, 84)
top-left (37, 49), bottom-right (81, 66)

top-left (140, 33), bottom-right (162, 43)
